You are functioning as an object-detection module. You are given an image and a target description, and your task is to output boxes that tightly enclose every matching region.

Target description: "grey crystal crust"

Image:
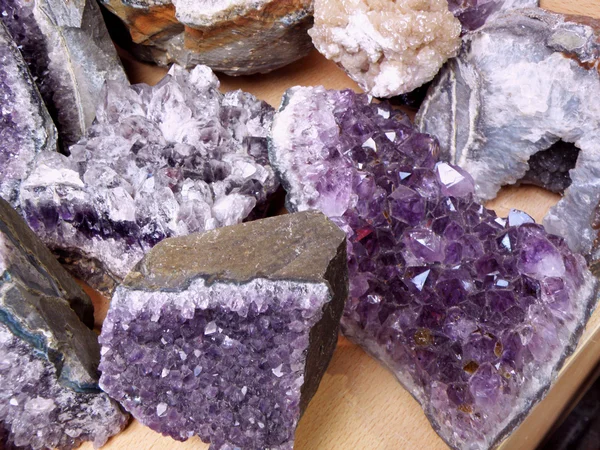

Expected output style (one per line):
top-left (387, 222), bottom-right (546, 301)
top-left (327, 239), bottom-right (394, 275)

top-left (99, 211), bottom-right (348, 449)
top-left (416, 8), bottom-right (600, 260)
top-left (0, 0), bottom-right (128, 148)
top-left (0, 197), bottom-right (128, 449)
top-left (0, 22), bottom-right (57, 209)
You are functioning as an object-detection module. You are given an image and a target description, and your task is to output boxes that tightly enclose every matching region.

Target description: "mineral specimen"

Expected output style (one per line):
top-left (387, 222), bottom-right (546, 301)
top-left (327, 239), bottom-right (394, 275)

top-left (0, 0), bottom-right (127, 148)
top-left (416, 8), bottom-right (600, 261)
top-left (19, 64), bottom-right (278, 295)
top-left (308, 0), bottom-right (461, 97)
top-left (100, 0), bottom-right (313, 75)
top-left (270, 86), bottom-right (597, 450)
top-left (99, 211), bottom-right (347, 449)
top-left (0, 197), bottom-right (128, 449)
top-left (0, 22), bottom-right (57, 209)
top-left (447, 0), bottom-right (538, 31)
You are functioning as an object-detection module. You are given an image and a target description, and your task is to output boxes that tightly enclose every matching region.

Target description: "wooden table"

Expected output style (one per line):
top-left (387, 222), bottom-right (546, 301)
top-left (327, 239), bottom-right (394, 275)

top-left (81, 1), bottom-right (600, 448)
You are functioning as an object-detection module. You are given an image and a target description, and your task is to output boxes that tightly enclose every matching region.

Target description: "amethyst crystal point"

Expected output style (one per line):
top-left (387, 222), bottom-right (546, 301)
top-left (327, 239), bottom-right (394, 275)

top-left (0, 197), bottom-right (128, 449)
top-left (19, 65), bottom-right (278, 295)
top-left (99, 211), bottom-right (347, 449)
top-left (0, 22), bottom-right (57, 209)
top-left (270, 86), bottom-right (597, 450)
top-left (447, 0), bottom-right (538, 31)
top-left (0, 0), bottom-right (127, 148)
top-left (416, 8), bottom-right (600, 261)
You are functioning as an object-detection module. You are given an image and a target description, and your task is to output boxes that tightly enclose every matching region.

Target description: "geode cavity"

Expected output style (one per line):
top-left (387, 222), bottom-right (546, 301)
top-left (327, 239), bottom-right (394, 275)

top-left (99, 211), bottom-right (347, 449)
top-left (0, 197), bottom-right (128, 450)
top-left (416, 8), bottom-right (600, 262)
top-left (0, 22), bottom-right (57, 209)
top-left (101, 0), bottom-right (314, 75)
top-left (19, 65), bottom-right (278, 295)
top-left (270, 86), bottom-right (597, 450)
top-left (0, 0), bottom-right (127, 148)
top-left (448, 0), bottom-right (538, 31)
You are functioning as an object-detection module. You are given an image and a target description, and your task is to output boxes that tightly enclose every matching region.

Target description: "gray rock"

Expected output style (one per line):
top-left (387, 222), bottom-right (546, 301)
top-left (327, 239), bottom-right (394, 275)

top-left (0, 22), bottom-right (57, 209)
top-left (99, 211), bottom-right (348, 449)
top-left (416, 8), bottom-right (600, 261)
top-left (0, 0), bottom-right (127, 148)
top-left (0, 197), bottom-right (128, 449)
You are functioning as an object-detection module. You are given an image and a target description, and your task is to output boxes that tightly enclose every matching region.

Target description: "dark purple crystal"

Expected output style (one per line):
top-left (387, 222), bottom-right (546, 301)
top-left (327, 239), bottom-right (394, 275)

top-left (448, 0), bottom-right (538, 31)
top-left (270, 86), bottom-right (597, 450)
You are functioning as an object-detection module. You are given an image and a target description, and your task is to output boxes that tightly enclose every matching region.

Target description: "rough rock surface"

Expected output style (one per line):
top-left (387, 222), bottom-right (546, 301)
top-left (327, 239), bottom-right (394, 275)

top-left (448, 0), bottom-right (537, 31)
top-left (99, 211), bottom-right (348, 450)
top-left (0, 22), bottom-right (57, 209)
top-left (416, 8), bottom-right (600, 261)
top-left (309, 0), bottom-right (461, 97)
top-left (19, 65), bottom-right (278, 295)
top-left (270, 86), bottom-right (597, 450)
top-left (100, 0), bottom-right (313, 75)
top-left (0, 0), bottom-right (127, 149)
top-left (0, 197), bottom-right (128, 449)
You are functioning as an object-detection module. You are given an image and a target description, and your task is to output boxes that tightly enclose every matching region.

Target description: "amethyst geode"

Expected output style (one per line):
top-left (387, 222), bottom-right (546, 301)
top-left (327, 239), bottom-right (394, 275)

top-left (0, 197), bottom-right (128, 449)
top-left (0, 22), bottom-right (57, 209)
top-left (0, 0), bottom-right (127, 148)
top-left (448, 0), bottom-right (537, 31)
top-left (270, 86), bottom-right (597, 450)
top-left (416, 8), bottom-right (600, 265)
top-left (99, 211), bottom-right (347, 449)
top-left (19, 65), bottom-right (278, 295)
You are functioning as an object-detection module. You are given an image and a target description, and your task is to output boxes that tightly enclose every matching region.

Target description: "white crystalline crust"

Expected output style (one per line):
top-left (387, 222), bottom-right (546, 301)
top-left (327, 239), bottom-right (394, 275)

top-left (0, 324), bottom-right (127, 450)
top-left (309, 0), bottom-right (462, 97)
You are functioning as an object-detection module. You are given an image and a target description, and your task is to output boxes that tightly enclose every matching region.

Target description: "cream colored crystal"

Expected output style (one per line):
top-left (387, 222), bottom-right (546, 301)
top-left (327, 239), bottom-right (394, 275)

top-left (309, 0), bottom-right (462, 97)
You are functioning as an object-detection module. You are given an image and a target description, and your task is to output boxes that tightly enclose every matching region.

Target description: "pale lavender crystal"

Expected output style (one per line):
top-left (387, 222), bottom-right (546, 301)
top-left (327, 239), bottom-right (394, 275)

top-left (0, 197), bottom-right (128, 449)
top-left (0, 22), bottom-right (57, 209)
top-left (270, 86), bottom-right (597, 450)
top-left (0, 0), bottom-right (127, 148)
top-left (448, 0), bottom-right (537, 31)
top-left (19, 65), bottom-right (278, 294)
top-left (99, 211), bottom-right (347, 449)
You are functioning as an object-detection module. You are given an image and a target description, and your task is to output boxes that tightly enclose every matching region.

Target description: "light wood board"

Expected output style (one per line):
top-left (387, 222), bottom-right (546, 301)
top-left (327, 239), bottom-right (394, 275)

top-left (80, 1), bottom-right (600, 449)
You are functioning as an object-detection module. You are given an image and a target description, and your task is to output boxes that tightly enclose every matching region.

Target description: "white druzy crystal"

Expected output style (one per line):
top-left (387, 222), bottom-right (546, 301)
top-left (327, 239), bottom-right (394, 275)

top-left (309, 0), bottom-right (462, 97)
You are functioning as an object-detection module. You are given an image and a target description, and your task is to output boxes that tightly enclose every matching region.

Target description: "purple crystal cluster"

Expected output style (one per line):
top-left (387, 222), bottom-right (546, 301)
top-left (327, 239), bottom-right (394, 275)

top-left (99, 212), bottom-right (347, 450)
top-left (19, 65), bottom-right (278, 294)
top-left (0, 324), bottom-right (128, 449)
top-left (0, 22), bottom-right (57, 209)
top-left (270, 86), bottom-right (597, 450)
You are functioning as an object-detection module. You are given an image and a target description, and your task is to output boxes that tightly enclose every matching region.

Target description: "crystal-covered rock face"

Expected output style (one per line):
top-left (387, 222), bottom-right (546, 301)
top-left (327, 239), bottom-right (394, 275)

top-left (0, 197), bottom-right (128, 449)
top-left (0, 22), bottom-right (57, 209)
top-left (19, 65), bottom-right (279, 295)
top-left (270, 86), bottom-right (597, 450)
top-left (100, 0), bottom-right (313, 75)
top-left (99, 211), bottom-right (348, 450)
top-left (0, 0), bottom-right (127, 149)
top-left (308, 0), bottom-right (461, 97)
top-left (447, 0), bottom-right (537, 31)
top-left (416, 8), bottom-right (600, 261)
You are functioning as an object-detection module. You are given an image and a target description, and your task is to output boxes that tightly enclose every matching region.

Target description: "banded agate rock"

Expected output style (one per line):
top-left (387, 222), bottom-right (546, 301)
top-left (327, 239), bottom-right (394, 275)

top-left (101, 0), bottom-right (313, 75)
top-left (99, 211), bottom-right (348, 450)
top-left (0, 22), bottom-right (57, 209)
top-left (0, 0), bottom-right (127, 148)
top-left (309, 0), bottom-right (461, 97)
top-left (448, 0), bottom-right (537, 31)
top-left (416, 8), bottom-right (600, 262)
top-left (19, 65), bottom-right (278, 295)
top-left (270, 86), bottom-right (597, 450)
top-left (0, 197), bottom-right (128, 450)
